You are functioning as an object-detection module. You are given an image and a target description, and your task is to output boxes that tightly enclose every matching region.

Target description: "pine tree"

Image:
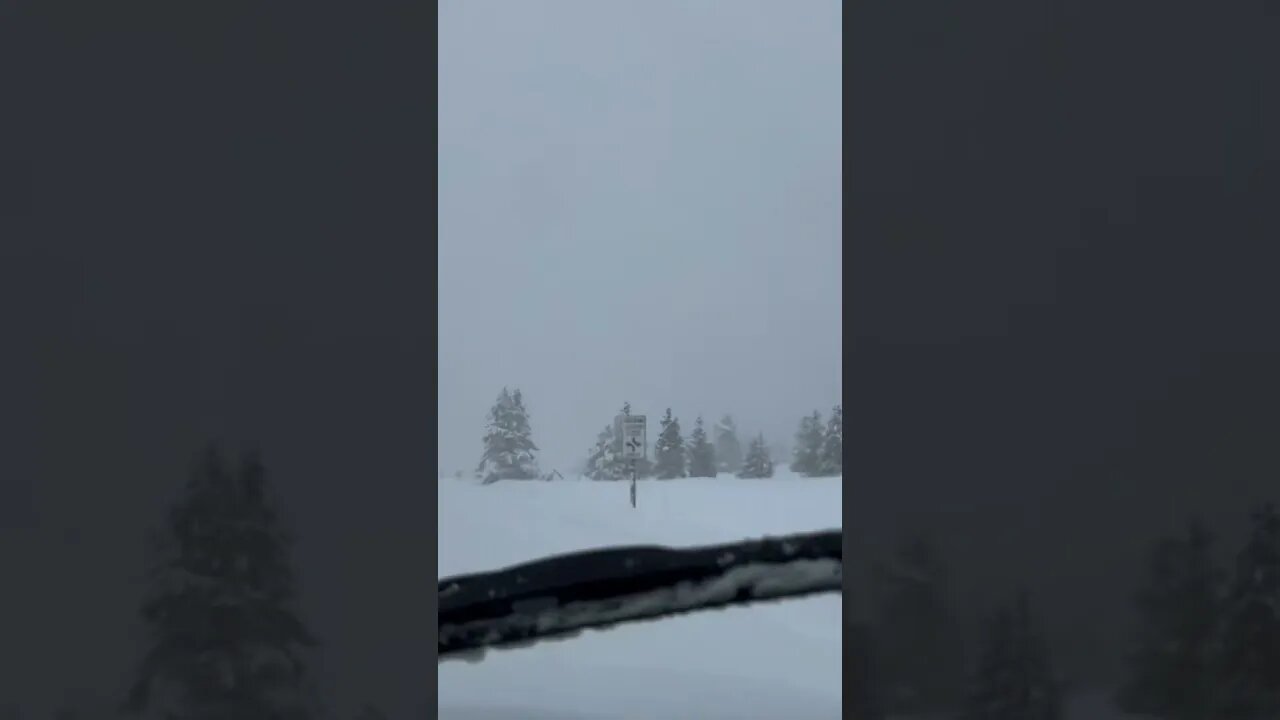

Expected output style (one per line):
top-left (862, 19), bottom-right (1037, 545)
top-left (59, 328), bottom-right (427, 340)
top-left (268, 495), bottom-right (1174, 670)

top-left (963, 591), bottom-right (1062, 720)
top-left (687, 415), bottom-right (717, 478)
top-left (870, 536), bottom-right (963, 715)
top-left (476, 387), bottom-right (539, 484)
top-left (1115, 519), bottom-right (1224, 720)
top-left (583, 424), bottom-right (620, 481)
top-left (1218, 503), bottom-right (1280, 719)
top-left (714, 415), bottom-right (743, 474)
top-left (816, 404), bottom-right (843, 476)
top-left (652, 409), bottom-right (687, 479)
top-left (737, 434), bottom-right (774, 479)
top-left (791, 410), bottom-right (826, 475)
top-left (126, 444), bottom-right (318, 720)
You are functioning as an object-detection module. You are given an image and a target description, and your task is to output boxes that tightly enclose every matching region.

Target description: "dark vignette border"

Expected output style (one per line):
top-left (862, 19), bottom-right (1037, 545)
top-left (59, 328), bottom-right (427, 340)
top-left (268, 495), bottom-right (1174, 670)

top-left (1, 0), bottom-right (438, 716)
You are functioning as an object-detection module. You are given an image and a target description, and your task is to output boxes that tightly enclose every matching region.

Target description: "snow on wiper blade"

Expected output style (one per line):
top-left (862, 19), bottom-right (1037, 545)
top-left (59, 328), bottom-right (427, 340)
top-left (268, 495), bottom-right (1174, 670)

top-left (438, 528), bottom-right (842, 662)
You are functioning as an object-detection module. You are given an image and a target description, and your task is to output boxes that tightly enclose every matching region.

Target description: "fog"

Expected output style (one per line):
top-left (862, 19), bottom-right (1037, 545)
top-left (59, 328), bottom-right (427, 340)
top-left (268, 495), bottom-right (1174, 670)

top-left (437, 0), bottom-right (843, 476)
top-left (850, 0), bottom-right (1276, 697)
top-left (2, 4), bottom-right (434, 717)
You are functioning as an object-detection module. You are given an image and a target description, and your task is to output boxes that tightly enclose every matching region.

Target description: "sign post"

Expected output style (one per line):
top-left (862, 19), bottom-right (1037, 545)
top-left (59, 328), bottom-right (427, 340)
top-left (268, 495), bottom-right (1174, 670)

top-left (620, 414), bottom-right (646, 508)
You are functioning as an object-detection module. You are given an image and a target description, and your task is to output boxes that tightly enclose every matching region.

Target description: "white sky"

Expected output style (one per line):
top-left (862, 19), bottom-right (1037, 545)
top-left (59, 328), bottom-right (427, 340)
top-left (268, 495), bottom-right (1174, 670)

top-left (438, 0), bottom-right (842, 474)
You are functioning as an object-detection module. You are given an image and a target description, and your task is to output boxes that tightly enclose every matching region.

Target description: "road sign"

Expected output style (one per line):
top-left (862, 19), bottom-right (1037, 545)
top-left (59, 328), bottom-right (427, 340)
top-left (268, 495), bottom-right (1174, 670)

top-left (621, 415), bottom-right (646, 461)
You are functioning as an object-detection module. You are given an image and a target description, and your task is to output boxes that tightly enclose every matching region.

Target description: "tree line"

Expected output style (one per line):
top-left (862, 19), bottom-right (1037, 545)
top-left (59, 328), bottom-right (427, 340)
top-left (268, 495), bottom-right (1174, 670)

top-left (854, 502), bottom-right (1280, 720)
top-left (471, 388), bottom-right (842, 483)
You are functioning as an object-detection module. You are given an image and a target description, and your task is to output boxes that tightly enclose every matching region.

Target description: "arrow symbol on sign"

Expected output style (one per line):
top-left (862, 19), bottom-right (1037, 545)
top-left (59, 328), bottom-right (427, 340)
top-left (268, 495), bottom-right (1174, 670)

top-left (627, 438), bottom-right (641, 451)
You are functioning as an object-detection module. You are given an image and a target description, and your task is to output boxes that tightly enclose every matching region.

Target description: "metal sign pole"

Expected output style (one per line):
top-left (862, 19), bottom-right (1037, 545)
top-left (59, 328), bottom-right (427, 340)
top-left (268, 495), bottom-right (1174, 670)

top-left (620, 413), bottom-right (645, 510)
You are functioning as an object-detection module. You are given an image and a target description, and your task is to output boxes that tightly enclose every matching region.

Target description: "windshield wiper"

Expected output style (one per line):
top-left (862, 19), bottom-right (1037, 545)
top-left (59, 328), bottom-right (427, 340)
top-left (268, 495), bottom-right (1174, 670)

top-left (438, 528), bottom-right (842, 662)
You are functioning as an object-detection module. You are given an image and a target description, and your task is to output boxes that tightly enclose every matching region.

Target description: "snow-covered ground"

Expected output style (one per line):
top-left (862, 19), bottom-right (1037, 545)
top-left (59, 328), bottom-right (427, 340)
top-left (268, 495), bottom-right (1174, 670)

top-left (437, 471), bottom-right (1139, 720)
top-left (438, 470), bottom-right (844, 720)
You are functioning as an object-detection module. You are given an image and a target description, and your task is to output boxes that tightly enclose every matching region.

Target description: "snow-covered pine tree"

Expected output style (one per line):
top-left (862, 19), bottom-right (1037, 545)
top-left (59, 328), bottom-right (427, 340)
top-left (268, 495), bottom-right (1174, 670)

top-left (816, 404), bottom-right (843, 476)
top-left (963, 590), bottom-right (1062, 720)
top-left (583, 424), bottom-right (620, 480)
top-left (652, 409), bottom-right (687, 479)
top-left (476, 387), bottom-right (539, 484)
top-left (687, 415), bottom-right (717, 478)
top-left (1115, 519), bottom-right (1224, 720)
top-left (714, 415), bottom-right (743, 474)
top-left (1217, 502), bottom-right (1280, 719)
top-left (791, 410), bottom-right (826, 476)
top-left (125, 444), bottom-right (318, 720)
top-left (737, 434), bottom-right (774, 479)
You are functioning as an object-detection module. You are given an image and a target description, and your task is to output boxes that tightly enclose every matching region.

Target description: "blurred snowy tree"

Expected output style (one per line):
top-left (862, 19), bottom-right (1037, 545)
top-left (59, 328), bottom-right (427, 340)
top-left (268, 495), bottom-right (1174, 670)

top-left (816, 404), bottom-right (842, 476)
top-left (687, 416), bottom-right (717, 478)
top-left (791, 410), bottom-right (826, 476)
top-left (653, 409), bottom-right (687, 479)
top-left (125, 444), bottom-right (318, 720)
top-left (1217, 503), bottom-right (1280, 719)
top-left (1115, 519), bottom-right (1224, 720)
top-left (476, 387), bottom-right (540, 483)
top-left (714, 415), bottom-right (743, 474)
top-left (870, 536), bottom-right (964, 715)
top-left (963, 591), bottom-right (1062, 720)
top-left (737, 434), bottom-right (774, 479)
top-left (583, 424), bottom-right (621, 481)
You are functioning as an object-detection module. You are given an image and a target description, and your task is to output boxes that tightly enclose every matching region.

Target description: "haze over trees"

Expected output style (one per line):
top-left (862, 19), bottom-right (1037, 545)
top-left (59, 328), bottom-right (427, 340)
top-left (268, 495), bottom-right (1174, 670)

top-left (583, 424), bottom-right (623, 481)
top-left (652, 409), bottom-right (687, 479)
top-left (963, 591), bottom-right (1062, 720)
top-left (570, 402), bottom-right (842, 483)
top-left (817, 404), bottom-right (842, 476)
top-left (737, 434), bottom-right (774, 479)
top-left (687, 416), bottom-right (717, 478)
top-left (1115, 520), bottom-right (1223, 720)
top-left (1217, 503), bottom-right (1280, 719)
top-left (788, 405), bottom-right (842, 477)
top-left (714, 415), bottom-right (743, 475)
top-left (870, 536), bottom-right (963, 716)
top-left (126, 444), bottom-right (318, 720)
top-left (791, 410), bottom-right (825, 476)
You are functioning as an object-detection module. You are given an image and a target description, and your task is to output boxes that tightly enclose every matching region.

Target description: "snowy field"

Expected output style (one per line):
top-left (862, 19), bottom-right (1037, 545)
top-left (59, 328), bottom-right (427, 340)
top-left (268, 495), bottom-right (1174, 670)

top-left (438, 471), bottom-right (844, 720)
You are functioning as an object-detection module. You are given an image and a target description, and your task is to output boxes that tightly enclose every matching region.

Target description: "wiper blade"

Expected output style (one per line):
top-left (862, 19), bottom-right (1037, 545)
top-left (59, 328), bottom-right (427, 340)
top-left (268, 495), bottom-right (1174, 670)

top-left (438, 528), bottom-right (842, 662)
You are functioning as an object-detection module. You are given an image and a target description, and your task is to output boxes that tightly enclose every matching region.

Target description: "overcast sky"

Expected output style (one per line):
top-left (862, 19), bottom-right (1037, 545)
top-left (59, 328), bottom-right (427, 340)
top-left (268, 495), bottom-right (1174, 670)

top-left (438, 0), bottom-right (843, 475)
